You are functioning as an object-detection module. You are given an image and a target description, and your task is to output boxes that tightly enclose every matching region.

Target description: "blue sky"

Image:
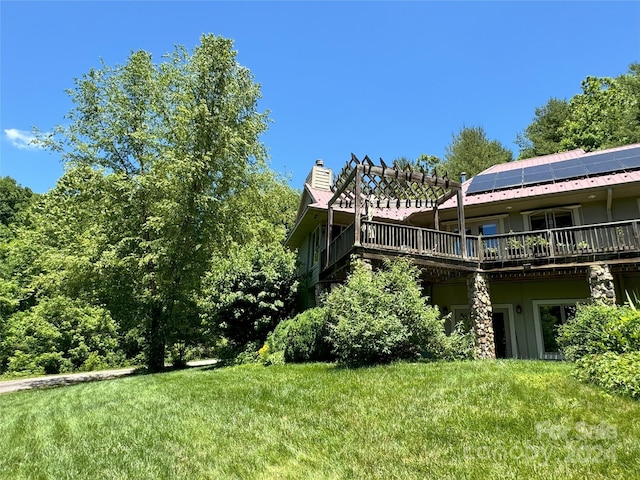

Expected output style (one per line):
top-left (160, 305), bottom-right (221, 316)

top-left (2, 1), bottom-right (639, 193)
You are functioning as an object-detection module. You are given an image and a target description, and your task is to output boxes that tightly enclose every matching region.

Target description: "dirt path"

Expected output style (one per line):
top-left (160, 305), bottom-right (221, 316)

top-left (0, 359), bottom-right (218, 395)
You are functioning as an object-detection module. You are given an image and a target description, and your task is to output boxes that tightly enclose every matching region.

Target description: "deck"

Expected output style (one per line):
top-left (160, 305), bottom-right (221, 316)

top-left (322, 219), bottom-right (640, 275)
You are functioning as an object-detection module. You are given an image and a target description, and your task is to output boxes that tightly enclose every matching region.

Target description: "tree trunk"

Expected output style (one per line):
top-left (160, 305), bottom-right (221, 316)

top-left (147, 307), bottom-right (166, 372)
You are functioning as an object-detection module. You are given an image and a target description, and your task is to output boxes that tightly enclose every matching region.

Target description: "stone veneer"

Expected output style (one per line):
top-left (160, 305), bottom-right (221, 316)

top-left (588, 264), bottom-right (616, 305)
top-left (467, 272), bottom-right (496, 359)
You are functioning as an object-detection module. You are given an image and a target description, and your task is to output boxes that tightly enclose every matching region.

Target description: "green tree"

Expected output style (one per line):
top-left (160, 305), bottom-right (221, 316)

top-left (392, 154), bottom-right (442, 174)
top-left (561, 65), bottom-right (640, 151)
top-left (0, 176), bottom-right (34, 229)
top-left (417, 154), bottom-right (443, 174)
top-left (1, 296), bottom-right (119, 374)
top-left (516, 98), bottom-right (571, 159)
top-left (200, 239), bottom-right (298, 353)
top-left (443, 126), bottom-right (513, 181)
top-left (0, 167), bottom-right (140, 374)
top-left (40, 35), bottom-right (271, 371)
top-left (392, 157), bottom-right (414, 170)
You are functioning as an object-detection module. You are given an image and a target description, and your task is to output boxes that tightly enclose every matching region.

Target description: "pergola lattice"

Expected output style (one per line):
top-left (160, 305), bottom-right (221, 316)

top-left (325, 154), bottom-right (467, 264)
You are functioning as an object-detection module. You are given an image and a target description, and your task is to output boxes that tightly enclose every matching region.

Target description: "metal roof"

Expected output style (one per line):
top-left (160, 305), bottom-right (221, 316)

top-left (307, 184), bottom-right (419, 221)
top-left (467, 144), bottom-right (640, 195)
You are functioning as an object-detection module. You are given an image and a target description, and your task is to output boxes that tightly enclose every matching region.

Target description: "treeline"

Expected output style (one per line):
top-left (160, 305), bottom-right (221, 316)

top-left (402, 63), bottom-right (640, 181)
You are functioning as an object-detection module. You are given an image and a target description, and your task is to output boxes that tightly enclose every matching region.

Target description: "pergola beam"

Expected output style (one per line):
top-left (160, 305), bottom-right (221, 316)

top-left (324, 154), bottom-right (466, 267)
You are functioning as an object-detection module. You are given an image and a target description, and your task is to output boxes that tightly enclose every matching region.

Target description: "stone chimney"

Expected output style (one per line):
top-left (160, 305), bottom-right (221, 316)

top-left (305, 159), bottom-right (333, 191)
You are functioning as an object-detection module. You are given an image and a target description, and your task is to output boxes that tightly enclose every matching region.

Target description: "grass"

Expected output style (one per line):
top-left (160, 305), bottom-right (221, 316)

top-left (0, 360), bottom-right (639, 479)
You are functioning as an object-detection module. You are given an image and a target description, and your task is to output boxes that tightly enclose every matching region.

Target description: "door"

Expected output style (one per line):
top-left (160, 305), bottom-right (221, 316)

top-left (492, 312), bottom-right (507, 359)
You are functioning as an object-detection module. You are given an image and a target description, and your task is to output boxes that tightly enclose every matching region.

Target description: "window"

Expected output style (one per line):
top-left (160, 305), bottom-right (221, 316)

top-left (529, 209), bottom-right (574, 231)
top-left (479, 223), bottom-right (497, 236)
top-left (442, 215), bottom-right (506, 236)
top-left (533, 300), bottom-right (581, 359)
top-left (480, 223), bottom-right (498, 250)
top-left (308, 226), bottom-right (325, 268)
top-left (539, 305), bottom-right (575, 352)
top-left (447, 308), bottom-right (471, 335)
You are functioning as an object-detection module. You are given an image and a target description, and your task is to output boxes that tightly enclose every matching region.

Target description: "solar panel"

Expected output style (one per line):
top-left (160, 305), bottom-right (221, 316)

top-left (619, 153), bottom-right (640, 169)
top-left (492, 171), bottom-right (523, 190)
top-left (586, 159), bottom-right (625, 176)
top-left (525, 164), bottom-right (553, 174)
top-left (580, 155), bottom-right (603, 166)
top-left (552, 163), bottom-right (588, 181)
top-left (523, 170), bottom-right (554, 185)
top-left (466, 147), bottom-right (640, 195)
top-left (497, 169), bottom-right (524, 179)
top-left (521, 164), bottom-right (554, 186)
top-left (466, 174), bottom-right (497, 194)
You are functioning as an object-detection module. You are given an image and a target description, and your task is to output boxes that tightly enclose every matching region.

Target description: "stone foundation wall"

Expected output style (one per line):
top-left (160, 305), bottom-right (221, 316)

top-left (467, 272), bottom-right (496, 359)
top-left (588, 264), bottom-right (616, 305)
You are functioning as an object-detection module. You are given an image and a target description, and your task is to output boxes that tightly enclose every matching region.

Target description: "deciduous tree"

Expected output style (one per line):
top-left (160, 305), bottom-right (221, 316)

top-left (0, 176), bottom-right (34, 231)
top-left (40, 35), bottom-right (271, 371)
top-left (516, 98), bottom-right (571, 159)
top-left (561, 67), bottom-right (640, 151)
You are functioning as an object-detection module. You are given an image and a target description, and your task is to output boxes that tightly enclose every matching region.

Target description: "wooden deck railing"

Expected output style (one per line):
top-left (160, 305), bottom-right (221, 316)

top-left (361, 221), bottom-right (480, 261)
top-left (324, 222), bottom-right (356, 268)
top-left (321, 219), bottom-right (640, 273)
top-left (478, 220), bottom-right (640, 263)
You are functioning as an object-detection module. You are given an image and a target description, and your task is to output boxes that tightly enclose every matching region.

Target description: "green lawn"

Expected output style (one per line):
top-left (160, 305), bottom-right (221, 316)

top-left (0, 361), bottom-right (638, 479)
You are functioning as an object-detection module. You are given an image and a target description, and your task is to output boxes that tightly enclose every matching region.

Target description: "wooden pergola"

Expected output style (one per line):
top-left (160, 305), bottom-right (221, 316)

top-left (325, 154), bottom-right (467, 268)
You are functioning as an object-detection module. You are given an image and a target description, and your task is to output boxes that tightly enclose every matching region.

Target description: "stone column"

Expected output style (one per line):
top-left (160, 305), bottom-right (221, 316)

top-left (467, 272), bottom-right (496, 359)
top-left (588, 264), bottom-right (616, 305)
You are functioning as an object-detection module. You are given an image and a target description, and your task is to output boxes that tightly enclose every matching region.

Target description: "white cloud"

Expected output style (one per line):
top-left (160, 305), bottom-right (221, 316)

top-left (4, 128), bottom-right (41, 149)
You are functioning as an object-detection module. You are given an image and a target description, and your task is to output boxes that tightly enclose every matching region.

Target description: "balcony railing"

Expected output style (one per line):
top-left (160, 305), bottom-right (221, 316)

top-left (322, 219), bottom-right (640, 273)
top-left (361, 221), bottom-right (479, 261)
top-left (326, 222), bottom-right (355, 268)
top-left (479, 221), bottom-right (640, 263)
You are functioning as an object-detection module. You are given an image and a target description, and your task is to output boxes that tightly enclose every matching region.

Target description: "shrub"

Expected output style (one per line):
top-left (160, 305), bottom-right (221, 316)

top-left (265, 308), bottom-right (333, 363)
top-left (37, 352), bottom-right (73, 375)
top-left (6, 350), bottom-right (72, 376)
top-left (1, 296), bottom-right (120, 374)
top-left (575, 352), bottom-right (640, 400)
top-left (201, 241), bottom-right (298, 351)
top-left (438, 321), bottom-right (475, 361)
top-left (261, 347), bottom-right (285, 366)
top-left (324, 259), bottom-right (471, 366)
top-left (267, 318), bottom-right (293, 354)
top-left (233, 341), bottom-right (261, 365)
top-left (557, 303), bottom-right (640, 361)
top-left (558, 302), bottom-right (640, 399)
top-left (282, 308), bottom-right (332, 362)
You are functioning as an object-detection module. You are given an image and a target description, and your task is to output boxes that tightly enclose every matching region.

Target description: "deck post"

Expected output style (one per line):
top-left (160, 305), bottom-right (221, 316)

top-left (325, 206), bottom-right (334, 269)
top-left (354, 164), bottom-right (363, 246)
top-left (547, 229), bottom-right (555, 258)
top-left (457, 189), bottom-right (467, 258)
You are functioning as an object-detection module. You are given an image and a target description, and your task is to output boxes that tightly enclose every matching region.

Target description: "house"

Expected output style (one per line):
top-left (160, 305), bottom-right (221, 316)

top-left (285, 145), bottom-right (640, 360)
